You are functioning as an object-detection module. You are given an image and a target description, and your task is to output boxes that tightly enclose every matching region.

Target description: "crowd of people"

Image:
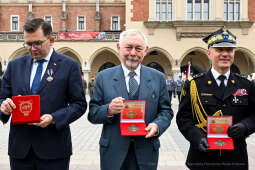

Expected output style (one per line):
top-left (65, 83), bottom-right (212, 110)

top-left (0, 18), bottom-right (255, 170)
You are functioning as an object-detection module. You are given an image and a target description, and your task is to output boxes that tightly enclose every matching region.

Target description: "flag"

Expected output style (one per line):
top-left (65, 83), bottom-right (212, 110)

top-left (186, 63), bottom-right (192, 80)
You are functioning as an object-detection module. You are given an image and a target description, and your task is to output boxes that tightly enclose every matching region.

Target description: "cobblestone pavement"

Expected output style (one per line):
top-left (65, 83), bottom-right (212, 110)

top-left (1, 96), bottom-right (255, 170)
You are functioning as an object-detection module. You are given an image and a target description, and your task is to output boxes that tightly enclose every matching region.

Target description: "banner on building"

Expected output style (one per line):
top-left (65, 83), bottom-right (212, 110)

top-left (58, 32), bottom-right (106, 40)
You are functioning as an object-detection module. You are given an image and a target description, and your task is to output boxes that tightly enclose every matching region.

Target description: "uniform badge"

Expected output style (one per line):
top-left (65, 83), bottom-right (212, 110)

top-left (233, 89), bottom-right (248, 103)
top-left (233, 89), bottom-right (248, 96)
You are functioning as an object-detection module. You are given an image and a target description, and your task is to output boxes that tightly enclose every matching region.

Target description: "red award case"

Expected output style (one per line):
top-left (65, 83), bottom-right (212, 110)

top-left (120, 100), bottom-right (147, 136)
top-left (207, 116), bottom-right (234, 150)
top-left (12, 95), bottom-right (41, 124)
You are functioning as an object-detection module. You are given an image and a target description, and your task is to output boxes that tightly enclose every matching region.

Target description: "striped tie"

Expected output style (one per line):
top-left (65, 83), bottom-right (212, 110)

top-left (128, 71), bottom-right (138, 96)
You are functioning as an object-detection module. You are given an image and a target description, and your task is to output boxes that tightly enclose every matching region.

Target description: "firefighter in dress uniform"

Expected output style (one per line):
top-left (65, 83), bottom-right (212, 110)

top-left (176, 27), bottom-right (255, 170)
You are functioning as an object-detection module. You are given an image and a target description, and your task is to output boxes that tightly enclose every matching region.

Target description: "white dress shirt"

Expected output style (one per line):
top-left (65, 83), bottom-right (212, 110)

top-left (30, 48), bottom-right (53, 88)
top-left (210, 67), bottom-right (230, 87)
top-left (121, 64), bottom-right (141, 93)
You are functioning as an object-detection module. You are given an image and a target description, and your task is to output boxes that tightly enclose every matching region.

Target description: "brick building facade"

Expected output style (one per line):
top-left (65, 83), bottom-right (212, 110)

top-left (0, 0), bottom-right (255, 81)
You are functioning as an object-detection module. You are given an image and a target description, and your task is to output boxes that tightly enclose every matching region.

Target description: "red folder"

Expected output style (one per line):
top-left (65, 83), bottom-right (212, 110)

top-left (120, 100), bottom-right (147, 136)
top-left (12, 95), bottom-right (41, 124)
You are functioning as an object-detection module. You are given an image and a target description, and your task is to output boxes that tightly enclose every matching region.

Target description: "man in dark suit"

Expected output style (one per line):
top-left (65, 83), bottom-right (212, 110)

top-left (177, 27), bottom-right (255, 170)
top-left (0, 18), bottom-right (86, 170)
top-left (88, 29), bottom-right (173, 170)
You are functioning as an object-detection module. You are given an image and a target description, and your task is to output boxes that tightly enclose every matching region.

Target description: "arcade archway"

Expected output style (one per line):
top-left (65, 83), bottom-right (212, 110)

top-left (90, 47), bottom-right (120, 77)
top-left (57, 47), bottom-right (82, 66)
top-left (180, 47), bottom-right (209, 75)
top-left (143, 47), bottom-right (173, 74)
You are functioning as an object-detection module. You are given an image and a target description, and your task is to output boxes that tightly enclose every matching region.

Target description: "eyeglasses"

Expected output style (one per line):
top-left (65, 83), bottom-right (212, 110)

top-left (23, 39), bottom-right (47, 49)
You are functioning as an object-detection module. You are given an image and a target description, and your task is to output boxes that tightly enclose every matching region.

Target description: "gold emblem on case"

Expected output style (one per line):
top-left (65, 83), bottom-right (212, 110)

top-left (128, 125), bottom-right (139, 132)
top-left (214, 139), bottom-right (226, 146)
top-left (127, 110), bottom-right (137, 118)
top-left (19, 100), bottom-right (33, 116)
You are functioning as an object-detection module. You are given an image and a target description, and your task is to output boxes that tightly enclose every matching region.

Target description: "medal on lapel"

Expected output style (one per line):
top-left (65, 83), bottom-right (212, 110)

top-left (232, 92), bottom-right (238, 103)
top-left (46, 68), bottom-right (54, 82)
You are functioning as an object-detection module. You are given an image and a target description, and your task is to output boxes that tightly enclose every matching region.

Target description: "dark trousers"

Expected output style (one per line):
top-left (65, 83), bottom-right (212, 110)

top-left (168, 91), bottom-right (173, 104)
top-left (177, 91), bottom-right (181, 102)
top-left (121, 142), bottom-right (140, 170)
top-left (10, 148), bottom-right (70, 170)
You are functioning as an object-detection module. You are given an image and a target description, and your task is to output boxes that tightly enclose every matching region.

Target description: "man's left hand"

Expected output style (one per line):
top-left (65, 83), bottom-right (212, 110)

top-left (31, 114), bottom-right (54, 128)
top-left (145, 123), bottom-right (159, 138)
top-left (227, 123), bottom-right (247, 138)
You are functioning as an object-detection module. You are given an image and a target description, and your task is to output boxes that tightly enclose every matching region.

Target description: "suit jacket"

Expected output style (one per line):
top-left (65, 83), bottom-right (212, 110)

top-left (177, 70), bottom-right (255, 170)
top-left (0, 50), bottom-right (87, 159)
top-left (88, 65), bottom-right (173, 170)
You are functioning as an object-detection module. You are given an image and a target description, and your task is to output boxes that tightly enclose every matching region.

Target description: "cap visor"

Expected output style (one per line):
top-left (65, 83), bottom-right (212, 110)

top-left (211, 42), bottom-right (236, 48)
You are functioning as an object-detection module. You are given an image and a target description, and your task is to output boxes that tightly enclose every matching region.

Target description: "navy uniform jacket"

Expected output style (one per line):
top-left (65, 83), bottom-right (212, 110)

top-left (88, 65), bottom-right (173, 170)
top-left (0, 50), bottom-right (87, 159)
top-left (176, 70), bottom-right (255, 170)
top-left (166, 79), bottom-right (176, 91)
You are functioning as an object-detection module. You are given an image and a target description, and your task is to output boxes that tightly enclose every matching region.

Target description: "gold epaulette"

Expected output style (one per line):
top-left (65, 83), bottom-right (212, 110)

top-left (190, 79), bottom-right (223, 132)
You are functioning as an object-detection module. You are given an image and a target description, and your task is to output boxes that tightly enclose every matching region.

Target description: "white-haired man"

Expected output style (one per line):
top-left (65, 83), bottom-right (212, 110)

top-left (88, 29), bottom-right (173, 170)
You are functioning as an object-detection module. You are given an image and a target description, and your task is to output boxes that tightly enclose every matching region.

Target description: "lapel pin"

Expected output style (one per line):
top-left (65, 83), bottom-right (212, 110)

top-left (152, 93), bottom-right (155, 99)
top-left (208, 81), bottom-right (212, 85)
top-left (231, 80), bottom-right (235, 84)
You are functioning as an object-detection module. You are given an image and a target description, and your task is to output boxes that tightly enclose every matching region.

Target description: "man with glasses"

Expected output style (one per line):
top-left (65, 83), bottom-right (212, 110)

top-left (177, 27), bottom-right (255, 170)
top-left (0, 18), bottom-right (86, 170)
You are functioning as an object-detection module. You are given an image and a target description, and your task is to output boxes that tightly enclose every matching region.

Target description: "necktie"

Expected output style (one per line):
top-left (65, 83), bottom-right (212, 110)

top-left (128, 71), bottom-right (138, 96)
top-left (31, 60), bottom-right (45, 94)
top-left (218, 75), bottom-right (226, 98)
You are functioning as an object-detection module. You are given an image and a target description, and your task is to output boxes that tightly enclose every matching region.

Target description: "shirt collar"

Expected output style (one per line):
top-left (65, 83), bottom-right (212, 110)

top-left (33, 48), bottom-right (53, 63)
top-left (211, 67), bottom-right (230, 80)
top-left (121, 64), bottom-right (141, 77)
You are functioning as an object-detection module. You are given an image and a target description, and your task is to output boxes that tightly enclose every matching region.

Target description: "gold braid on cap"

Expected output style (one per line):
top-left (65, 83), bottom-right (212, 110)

top-left (190, 79), bottom-right (223, 132)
